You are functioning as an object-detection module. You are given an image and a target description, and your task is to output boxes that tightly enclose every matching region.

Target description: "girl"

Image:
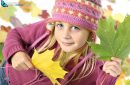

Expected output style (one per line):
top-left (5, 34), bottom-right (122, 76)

top-left (1, 0), bottom-right (122, 85)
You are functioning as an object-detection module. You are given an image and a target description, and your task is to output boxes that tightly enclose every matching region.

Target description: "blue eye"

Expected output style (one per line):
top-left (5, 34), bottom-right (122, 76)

top-left (71, 26), bottom-right (80, 31)
top-left (56, 23), bottom-right (64, 29)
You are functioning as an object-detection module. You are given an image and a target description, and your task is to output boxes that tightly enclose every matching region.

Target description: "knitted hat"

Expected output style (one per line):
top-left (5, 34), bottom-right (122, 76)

top-left (47, 0), bottom-right (102, 31)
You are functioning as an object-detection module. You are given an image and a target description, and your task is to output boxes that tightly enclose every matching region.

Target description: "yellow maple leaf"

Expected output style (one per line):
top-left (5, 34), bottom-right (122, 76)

top-left (30, 3), bottom-right (42, 17)
top-left (0, 6), bottom-right (17, 22)
top-left (19, 0), bottom-right (32, 12)
top-left (102, 7), bottom-right (112, 18)
top-left (0, 30), bottom-right (8, 43)
top-left (19, 0), bottom-right (41, 17)
top-left (115, 73), bottom-right (125, 85)
top-left (112, 13), bottom-right (125, 23)
top-left (32, 50), bottom-right (68, 85)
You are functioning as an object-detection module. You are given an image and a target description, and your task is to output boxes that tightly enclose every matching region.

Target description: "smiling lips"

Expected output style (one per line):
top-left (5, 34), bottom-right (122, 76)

top-left (62, 42), bottom-right (74, 46)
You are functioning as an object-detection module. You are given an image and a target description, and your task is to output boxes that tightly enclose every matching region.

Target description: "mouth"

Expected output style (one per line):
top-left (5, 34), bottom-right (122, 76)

top-left (62, 42), bottom-right (74, 46)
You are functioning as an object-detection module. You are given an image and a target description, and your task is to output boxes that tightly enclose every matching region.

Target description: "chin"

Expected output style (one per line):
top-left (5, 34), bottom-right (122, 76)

top-left (63, 49), bottom-right (72, 52)
top-left (61, 47), bottom-right (76, 52)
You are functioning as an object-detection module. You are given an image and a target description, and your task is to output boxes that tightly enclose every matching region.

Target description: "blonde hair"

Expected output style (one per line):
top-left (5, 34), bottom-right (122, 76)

top-left (37, 25), bottom-right (96, 84)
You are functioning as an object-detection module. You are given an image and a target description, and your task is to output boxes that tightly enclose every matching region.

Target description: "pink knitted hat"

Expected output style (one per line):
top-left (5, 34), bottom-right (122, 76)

top-left (47, 0), bottom-right (102, 31)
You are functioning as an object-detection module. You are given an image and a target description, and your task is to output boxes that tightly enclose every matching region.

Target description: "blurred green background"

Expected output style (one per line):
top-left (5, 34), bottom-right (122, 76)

top-left (0, 44), bottom-right (3, 63)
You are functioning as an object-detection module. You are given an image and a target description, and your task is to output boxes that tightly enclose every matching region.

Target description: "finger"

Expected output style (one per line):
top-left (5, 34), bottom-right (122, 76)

top-left (105, 69), bottom-right (117, 77)
top-left (24, 58), bottom-right (34, 69)
top-left (104, 65), bottom-right (121, 76)
top-left (12, 61), bottom-right (29, 71)
top-left (19, 63), bottom-right (30, 71)
top-left (104, 61), bottom-right (122, 76)
top-left (104, 61), bottom-right (121, 72)
top-left (12, 63), bottom-right (19, 70)
top-left (111, 61), bottom-right (122, 75)
top-left (12, 63), bottom-right (23, 71)
top-left (103, 61), bottom-right (122, 75)
top-left (12, 60), bottom-right (21, 70)
top-left (111, 57), bottom-right (122, 64)
top-left (111, 61), bottom-right (121, 71)
top-left (103, 61), bottom-right (111, 71)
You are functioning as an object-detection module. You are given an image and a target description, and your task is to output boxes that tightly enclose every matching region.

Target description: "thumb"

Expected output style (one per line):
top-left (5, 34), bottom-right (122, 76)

top-left (111, 57), bottom-right (122, 64)
top-left (24, 54), bottom-right (35, 69)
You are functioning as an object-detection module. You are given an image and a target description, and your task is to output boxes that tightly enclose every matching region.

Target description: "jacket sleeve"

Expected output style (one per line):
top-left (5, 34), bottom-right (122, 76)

top-left (96, 60), bottom-right (118, 85)
top-left (2, 20), bottom-right (47, 64)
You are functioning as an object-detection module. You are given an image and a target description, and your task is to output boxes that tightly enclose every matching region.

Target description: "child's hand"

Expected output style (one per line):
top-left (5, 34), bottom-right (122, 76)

top-left (11, 51), bottom-right (34, 71)
top-left (103, 57), bottom-right (122, 77)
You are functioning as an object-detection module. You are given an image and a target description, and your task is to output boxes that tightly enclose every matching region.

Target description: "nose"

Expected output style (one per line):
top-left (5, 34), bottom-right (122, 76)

top-left (63, 28), bottom-right (71, 39)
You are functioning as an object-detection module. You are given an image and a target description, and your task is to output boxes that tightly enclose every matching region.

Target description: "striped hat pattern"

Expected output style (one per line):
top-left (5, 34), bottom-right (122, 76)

top-left (48, 0), bottom-right (102, 30)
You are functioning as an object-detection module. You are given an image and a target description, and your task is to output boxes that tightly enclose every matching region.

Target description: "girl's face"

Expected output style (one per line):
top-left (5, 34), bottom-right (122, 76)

top-left (54, 22), bottom-right (90, 52)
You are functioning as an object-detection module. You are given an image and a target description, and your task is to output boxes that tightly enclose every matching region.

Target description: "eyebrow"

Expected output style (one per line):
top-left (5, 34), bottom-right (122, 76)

top-left (56, 21), bottom-right (62, 23)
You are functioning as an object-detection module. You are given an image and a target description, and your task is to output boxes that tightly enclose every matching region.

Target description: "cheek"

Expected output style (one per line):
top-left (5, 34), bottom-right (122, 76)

top-left (75, 37), bottom-right (86, 46)
top-left (73, 33), bottom-right (89, 46)
top-left (54, 29), bottom-right (61, 41)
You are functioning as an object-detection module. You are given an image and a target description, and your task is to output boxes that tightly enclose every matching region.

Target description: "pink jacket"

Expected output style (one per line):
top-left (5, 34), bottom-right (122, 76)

top-left (2, 20), bottom-right (118, 85)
